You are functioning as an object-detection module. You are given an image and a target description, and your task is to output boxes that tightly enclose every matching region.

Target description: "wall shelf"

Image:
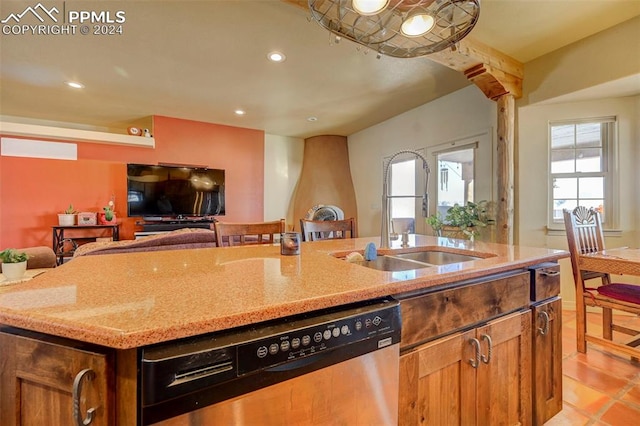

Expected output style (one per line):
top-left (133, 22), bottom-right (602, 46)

top-left (0, 121), bottom-right (155, 148)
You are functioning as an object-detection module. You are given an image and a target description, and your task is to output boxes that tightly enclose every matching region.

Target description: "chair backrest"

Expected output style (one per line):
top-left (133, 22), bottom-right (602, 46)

top-left (215, 219), bottom-right (285, 247)
top-left (299, 218), bottom-right (357, 242)
top-left (563, 206), bottom-right (606, 255)
top-left (563, 206), bottom-right (609, 285)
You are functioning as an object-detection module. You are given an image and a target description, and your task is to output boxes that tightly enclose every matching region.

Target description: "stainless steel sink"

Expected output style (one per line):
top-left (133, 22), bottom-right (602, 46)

top-left (353, 256), bottom-right (426, 272)
top-left (350, 249), bottom-right (485, 272)
top-left (393, 251), bottom-right (482, 265)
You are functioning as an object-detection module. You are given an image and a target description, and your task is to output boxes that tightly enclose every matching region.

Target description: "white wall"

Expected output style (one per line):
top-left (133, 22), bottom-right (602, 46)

top-left (516, 17), bottom-right (640, 306)
top-left (263, 134), bottom-right (304, 229)
top-left (348, 86), bottom-right (496, 237)
top-left (518, 95), bottom-right (640, 306)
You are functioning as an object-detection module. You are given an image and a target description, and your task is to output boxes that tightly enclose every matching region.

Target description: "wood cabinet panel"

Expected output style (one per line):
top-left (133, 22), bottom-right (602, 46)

top-left (475, 312), bottom-right (532, 426)
top-left (532, 298), bottom-right (563, 425)
top-left (529, 263), bottom-right (561, 302)
top-left (399, 311), bottom-right (531, 426)
top-left (0, 329), bottom-right (114, 426)
top-left (399, 270), bottom-right (529, 349)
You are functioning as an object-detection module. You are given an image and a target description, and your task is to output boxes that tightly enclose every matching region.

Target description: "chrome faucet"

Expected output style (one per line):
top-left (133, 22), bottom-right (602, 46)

top-left (381, 149), bottom-right (431, 249)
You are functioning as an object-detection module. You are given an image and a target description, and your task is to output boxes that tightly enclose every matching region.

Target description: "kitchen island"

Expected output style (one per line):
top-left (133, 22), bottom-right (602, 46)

top-left (0, 235), bottom-right (567, 425)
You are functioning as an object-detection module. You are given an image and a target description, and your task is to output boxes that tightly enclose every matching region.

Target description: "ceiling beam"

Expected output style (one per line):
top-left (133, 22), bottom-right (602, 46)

top-left (285, 1), bottom-right (523, 100)
top-left (429, 36), bottom-right (523, 100)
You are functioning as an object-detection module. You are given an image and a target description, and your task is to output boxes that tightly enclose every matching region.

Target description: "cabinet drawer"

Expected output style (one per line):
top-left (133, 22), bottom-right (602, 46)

top-left (398, 270), bottom-right (530, 349)
top-left (529, 262), bottom-right (560, 302)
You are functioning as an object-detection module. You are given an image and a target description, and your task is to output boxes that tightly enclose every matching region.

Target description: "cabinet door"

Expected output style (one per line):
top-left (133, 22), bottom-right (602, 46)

top-left (0, 331), bottom-right (113, 426)
top-left (475, 311), bottom-right (532, 426)
top-left (399, 329), bottom-right (477, 425)
top-left (532, 298), bottom-right (563, 425)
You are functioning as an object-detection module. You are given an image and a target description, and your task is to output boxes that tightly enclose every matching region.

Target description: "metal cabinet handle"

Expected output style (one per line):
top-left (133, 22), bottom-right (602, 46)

top-left (72, 368), bottom-right (96, 426)
top-left (469, 338), bottom-right (481, 368)
top-left (480, 334), bottom-right (493, 364)
top-left (540, 269), bottom-right (560, 276)
top-left (538, 310), bottom-right (550, 336)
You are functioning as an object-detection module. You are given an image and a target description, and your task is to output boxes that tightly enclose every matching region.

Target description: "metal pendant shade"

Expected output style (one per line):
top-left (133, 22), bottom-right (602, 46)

top-left (308, 0), bottom-right (480, 58)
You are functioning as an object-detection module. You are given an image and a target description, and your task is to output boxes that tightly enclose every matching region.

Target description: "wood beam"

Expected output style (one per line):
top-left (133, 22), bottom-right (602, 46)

top-left (496, 94), bottom-right (515, 245)
top-left (429, 36), bottom-right (523, 100)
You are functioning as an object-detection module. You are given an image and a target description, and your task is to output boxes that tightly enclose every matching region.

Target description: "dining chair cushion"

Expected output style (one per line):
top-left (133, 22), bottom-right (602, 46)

top-left (597, 283), bottom-right (640, 305)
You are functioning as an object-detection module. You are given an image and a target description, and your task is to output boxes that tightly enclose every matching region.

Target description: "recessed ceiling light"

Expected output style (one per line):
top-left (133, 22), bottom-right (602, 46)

top-left (235, 109), bottom-right (246, 116)
top-left (307, 116), bottom-right (318, 122)
top-left (66, 81), bottom-right (84, 89)
top-left (267, 51), bottom-right (286, 62)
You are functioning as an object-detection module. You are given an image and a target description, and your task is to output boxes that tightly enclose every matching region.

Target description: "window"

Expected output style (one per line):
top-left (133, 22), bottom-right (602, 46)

top-left (435, 146), bottom-right (476, 218)
top-left (549, 118), bottom-right (616, 227)
top-left (384, 150), bottom-right (427, 234)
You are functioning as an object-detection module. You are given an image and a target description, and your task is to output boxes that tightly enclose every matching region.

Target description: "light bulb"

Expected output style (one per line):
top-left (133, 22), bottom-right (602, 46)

top-left (267, 51), bottom-right (286, 62)
top-left (401, 13), bottom-right (435, 37)
top-left (352, 0), bottom-right (389, 16)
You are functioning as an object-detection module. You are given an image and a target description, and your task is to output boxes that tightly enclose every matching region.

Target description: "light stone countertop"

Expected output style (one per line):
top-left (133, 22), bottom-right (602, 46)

top-left (0, 235), bottom-right (567, 349)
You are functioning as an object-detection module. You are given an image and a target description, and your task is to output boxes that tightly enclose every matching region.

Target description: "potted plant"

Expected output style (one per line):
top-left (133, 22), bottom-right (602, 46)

top-left (0, 248), bottom-right (29, 280)
top-left (58, 204), bottom-right (77, 226)
top-left (426, 200), bottom-right (490, 240)
top-left (98, 198), bottom-right (117, 225)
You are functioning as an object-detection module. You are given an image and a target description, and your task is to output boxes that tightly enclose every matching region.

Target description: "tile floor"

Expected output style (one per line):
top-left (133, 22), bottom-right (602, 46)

top-left (546, 310), bottom-right (640, 425)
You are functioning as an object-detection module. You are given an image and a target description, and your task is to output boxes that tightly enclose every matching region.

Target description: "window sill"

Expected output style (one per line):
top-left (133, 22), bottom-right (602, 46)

top-left (546, 227), bottom-right (623, 237)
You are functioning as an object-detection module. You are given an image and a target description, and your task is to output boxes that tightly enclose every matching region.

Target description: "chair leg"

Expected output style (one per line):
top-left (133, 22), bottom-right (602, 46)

top-left (603, 307), bottom-right (613, 340)
top-left (576, 299), bottom-right (588, 353)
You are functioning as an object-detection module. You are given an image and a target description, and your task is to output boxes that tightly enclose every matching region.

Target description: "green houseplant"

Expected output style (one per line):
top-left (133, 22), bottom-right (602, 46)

top-left (426, 200), bottom-right (490, 240)
top-left (0, 248), bottom-right (29, 280)
top-left (58, 203), bottom-right (77, 226)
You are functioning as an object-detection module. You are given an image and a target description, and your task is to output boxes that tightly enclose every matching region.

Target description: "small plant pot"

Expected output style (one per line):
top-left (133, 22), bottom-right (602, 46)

top-left (2, 261), bottom-right (27, 281)
top-left (98, 212), bottom-right (117, 225)
top-left (58, 214), bottom-right (76, 226)
top-left (440, 225), bottom-right (476, 240)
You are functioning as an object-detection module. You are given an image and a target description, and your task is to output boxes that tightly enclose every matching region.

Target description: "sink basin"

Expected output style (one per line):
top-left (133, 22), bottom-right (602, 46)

top-left (348, 249), bottom-right (487, 272)
top-left (393, 251), bottom-right (482, 265)
top-left (354, 256), bottom-right (426, 272)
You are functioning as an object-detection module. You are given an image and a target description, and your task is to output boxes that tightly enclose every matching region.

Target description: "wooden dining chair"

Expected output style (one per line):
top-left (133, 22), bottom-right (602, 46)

top-left (299, 218), bottom-right (357, 242)
top-left (563, 206), bottom-right (640, 358)
top-left (214, 219), bottom-right (285, 247)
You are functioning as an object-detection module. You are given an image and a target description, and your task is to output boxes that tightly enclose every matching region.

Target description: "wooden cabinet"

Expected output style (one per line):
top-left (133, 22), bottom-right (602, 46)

top-left (0, 328), bottom-right (115, 426)
top-left (399, 311), bottom-right (532, 425)
top-left (397, 270), bottom-right (535, 425)
top-left (529, 262), bottom-right (563, 425)
top-left (531, 298), bottom-right (563, 424)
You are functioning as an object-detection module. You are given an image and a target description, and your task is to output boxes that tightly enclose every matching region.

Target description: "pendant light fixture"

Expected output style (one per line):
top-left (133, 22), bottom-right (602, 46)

top-left (352, 0), bottom-right (390, 15)
top-left (308, 0), bottom-right (480, 58)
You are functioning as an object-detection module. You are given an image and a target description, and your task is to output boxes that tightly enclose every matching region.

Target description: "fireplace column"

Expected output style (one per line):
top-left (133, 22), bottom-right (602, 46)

top-left (290, 135), bottom-right (357, 231)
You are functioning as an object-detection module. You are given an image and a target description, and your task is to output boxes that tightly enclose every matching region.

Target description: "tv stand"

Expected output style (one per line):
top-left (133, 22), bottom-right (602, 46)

top-left (134, 218), bottom-right (216, 239)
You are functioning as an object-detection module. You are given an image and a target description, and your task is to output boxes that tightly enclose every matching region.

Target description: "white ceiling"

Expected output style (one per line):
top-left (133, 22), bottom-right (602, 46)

top-left (1, 0), bottom-right (639, 139)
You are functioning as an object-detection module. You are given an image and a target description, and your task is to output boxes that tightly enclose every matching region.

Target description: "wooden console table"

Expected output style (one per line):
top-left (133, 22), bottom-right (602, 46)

top-left (52, 224), bottom-right (120, 265)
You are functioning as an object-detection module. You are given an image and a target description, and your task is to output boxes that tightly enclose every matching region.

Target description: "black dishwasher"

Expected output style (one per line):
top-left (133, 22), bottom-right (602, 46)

top-left (140, 296), bottom-right (401, 425)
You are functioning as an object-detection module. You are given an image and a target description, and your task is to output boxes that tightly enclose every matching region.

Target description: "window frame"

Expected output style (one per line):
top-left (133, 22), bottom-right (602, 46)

top-left (547, 116), bottom-right (619, 231)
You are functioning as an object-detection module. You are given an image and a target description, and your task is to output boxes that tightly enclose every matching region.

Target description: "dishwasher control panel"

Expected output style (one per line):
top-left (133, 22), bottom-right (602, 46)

top-left (236, 297), bottom-right (400, 375)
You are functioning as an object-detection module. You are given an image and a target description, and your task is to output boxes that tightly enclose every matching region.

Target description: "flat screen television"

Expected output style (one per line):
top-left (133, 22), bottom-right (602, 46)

top-left (127, 164), bottom-right (225, 218)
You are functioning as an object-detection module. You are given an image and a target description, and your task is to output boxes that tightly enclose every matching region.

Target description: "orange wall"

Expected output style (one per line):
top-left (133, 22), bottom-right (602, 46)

top-left (0, 116), bottom-right (264, 248)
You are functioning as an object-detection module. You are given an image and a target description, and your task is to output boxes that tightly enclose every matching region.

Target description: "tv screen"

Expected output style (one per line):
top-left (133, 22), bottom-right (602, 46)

top-left (127, 164), bottom-right (225, 218)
